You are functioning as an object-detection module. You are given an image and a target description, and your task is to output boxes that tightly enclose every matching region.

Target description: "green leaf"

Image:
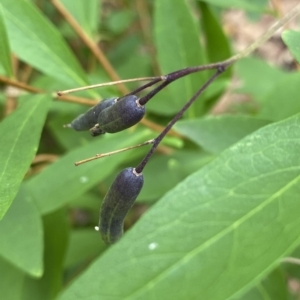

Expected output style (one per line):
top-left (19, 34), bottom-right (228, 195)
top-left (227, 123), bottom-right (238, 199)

top-left (1, 0), bottom-right (89, 87)
top-left (27, 129), bottom-right (154, 215)
top-left (198, 2), bottom-right (231, 64)
top-left (108, 34), bottom-right (151, 80)
top-left (259, 73), bottom-right (300, 121)
top-left (0, 5), bottom-right (13, 77)
top-left (106, 10), bottom-right (136, 35)
top-left (64, 229), bottom-right (106, 269)
top-left (235, 57), bottom-right (288, 103)
top-left (282, 30), bottom-right (300, 65)
top-left (0, 257), bottom-right (25, 300)
top-left (236, 268), bottom-right (289, 300)
top-left (0, 94), bottom-right (51, 219)
top-left (0, 187), bottom-right (43, 277)
top-left (282, 246), bottom-right (300, 281)
top-left (60, 0), bottom-right (100, 37)
top-left (139, 150), bottom-right (213, 201)
top-left (153, 0), bottom-right (207, 116)
top-left (196, 3), bottom-right (232, 113)
top-left (196, 0), bottom-right (268, 11)
top-left (47, 112), bottom-right (93, 150)
top-left (58, 114), bottom-right (300, 300)
top-left (22, 209), bottom-right (70, 300)
top-left (174, 115), bottom-right (270, 154)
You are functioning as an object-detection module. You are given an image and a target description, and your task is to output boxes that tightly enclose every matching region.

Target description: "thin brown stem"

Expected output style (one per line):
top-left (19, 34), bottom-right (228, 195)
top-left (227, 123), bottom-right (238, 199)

top-left (75, 139), bottom-right (154, 166)
top-left (135, 0), bottom-right (161, 75)
top-left (0, 74), bottom-right (99, 105)
top-left (0, 74), bottom-right (41, 93)
top-left (51, 0), bottom-right (129, 95)
top-left (57, 77), bottom-right (160, 96)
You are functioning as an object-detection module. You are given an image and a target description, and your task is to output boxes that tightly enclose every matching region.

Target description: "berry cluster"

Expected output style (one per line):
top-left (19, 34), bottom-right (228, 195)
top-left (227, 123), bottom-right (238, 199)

top-left (66, 65), bottom-right (226, 244)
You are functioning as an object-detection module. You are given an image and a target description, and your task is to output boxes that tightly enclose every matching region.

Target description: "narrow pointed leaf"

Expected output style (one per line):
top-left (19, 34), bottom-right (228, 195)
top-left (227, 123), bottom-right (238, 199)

top-left (0, 94), bottom-right (51, 219)
top-left (198, 2), bottom-right (231, 64)
top-left (1, 0), bottom-right (88, 87)
top-left (59, 114), bottom-right (300, 300)
top-left (0, 5), bottom-right (13, 77)
top-left (154, 0), bottom-right (207, 116)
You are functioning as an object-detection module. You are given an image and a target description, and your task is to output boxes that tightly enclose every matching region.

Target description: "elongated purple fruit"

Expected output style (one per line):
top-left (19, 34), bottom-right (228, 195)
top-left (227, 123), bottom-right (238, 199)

top-left (97, 167), bottom-right (144, 244)
top-left (97, 95), bottom-right (145, 133)
top-left (68, 97), bottom-right (117, 131)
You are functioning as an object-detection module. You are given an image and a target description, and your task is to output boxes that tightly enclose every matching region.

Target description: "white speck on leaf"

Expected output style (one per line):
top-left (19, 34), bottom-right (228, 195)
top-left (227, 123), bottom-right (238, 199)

top-left (79, 176), bottom-right (88, 183)
top-left (148, 242), bottom-right (158, 250)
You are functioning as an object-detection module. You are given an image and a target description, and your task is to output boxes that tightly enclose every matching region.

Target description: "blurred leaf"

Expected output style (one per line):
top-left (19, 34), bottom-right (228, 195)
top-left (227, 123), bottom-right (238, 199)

top-left (174, 115), bottom-right (270, 154)
top-left (198, 2), bottom-right (231, 64)
top-left (154, 0), bottom-right (207, 116)
top-left (64, 229), bottom-right (106, 269)
top-left (27, 129), bottom-right (154, 215)
top-left (196, 0), bottom-right (268, 11)
top-left (58, 114), bottom-right (300, 300)
top-left (0, 187), bottom-right (43, 277)
top-left (197, 2), bottom-right (232, 112)
top-left (69, 191), bottom-right (100, 211)
top-left (235, 57), bottom-right (288, 103)
top-left (106, 10), bottom-right (136, 35)
top-left (282, 30), bottom-right (300, 65)
top-left (259, 73), bottom-right (300, 121)
top-left (0, 94), bottom-right (51, 219)
top-left (0, 257), bottom-right (25, 300)
top-left (139, 150), bottom-right (213, 201)
top-left (0, 5), bottom-right (13, 77)
top-left (235, 268), bottom-right (289, 300)
top-left (282, 246), bottom-right (300, 280)
top-left (108, 34), bottom-right (151, 81)
top-left (22, 209), bottom-right (69, 300)
top-left (47, 113), bottom-right (93, 150)
top-left (1, 0), bottom-right (89, 87)
top-left (60, 0), bottom-right (100, 37)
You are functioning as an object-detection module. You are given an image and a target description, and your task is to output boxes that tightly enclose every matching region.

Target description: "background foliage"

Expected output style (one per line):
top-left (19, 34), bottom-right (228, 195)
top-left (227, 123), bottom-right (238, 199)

top-left (0, 0), bottom-right (300, 299)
